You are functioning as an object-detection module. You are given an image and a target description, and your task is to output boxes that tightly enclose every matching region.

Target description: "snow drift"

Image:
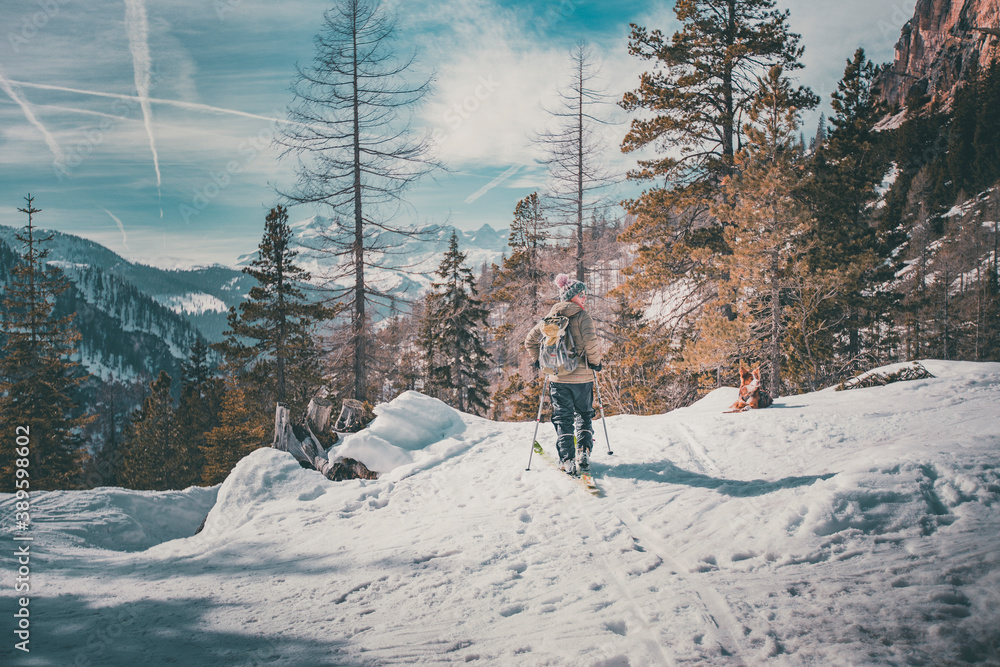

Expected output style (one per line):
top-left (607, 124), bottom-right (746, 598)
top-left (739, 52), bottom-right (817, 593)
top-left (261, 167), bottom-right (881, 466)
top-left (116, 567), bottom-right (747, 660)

top-left (327, 390), bottom-right (467, 473)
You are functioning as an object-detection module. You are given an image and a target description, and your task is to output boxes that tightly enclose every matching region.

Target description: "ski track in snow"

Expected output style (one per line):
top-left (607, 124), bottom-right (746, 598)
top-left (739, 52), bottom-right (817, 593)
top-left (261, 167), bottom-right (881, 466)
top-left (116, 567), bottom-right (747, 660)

top-left (2, 362), bottom-right (1000, 665)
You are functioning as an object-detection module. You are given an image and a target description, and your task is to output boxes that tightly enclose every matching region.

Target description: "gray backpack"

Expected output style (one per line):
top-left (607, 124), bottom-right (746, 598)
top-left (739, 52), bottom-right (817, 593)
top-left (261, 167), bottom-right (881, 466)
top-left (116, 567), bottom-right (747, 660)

top-left (537, 315), bottom-right (579, 375)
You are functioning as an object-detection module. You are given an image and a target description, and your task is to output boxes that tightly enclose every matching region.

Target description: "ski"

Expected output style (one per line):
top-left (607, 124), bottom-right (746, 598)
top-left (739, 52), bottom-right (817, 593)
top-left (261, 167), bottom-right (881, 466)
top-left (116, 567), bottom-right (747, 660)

top-left (532, 442), bottom-right (602, 497)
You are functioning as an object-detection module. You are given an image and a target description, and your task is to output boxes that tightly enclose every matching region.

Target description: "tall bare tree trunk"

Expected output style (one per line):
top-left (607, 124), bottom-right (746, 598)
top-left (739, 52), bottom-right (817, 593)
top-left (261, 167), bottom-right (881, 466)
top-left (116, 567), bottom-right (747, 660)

top-left (275, 253), bottom-right (287, 402)
top-left (352, 14), bottom-right (367, 403)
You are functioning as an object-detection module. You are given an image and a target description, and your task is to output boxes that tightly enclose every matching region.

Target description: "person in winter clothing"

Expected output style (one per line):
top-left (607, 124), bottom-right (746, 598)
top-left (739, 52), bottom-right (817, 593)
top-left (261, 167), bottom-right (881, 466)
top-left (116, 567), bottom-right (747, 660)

top-left (524, 274), bottom-right (603, 474)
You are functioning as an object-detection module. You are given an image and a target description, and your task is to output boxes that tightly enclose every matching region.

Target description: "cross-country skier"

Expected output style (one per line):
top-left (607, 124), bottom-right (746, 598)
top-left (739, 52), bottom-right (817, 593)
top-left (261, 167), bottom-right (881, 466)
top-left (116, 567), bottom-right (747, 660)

top-left (524, 274), bottom-right (603, 475)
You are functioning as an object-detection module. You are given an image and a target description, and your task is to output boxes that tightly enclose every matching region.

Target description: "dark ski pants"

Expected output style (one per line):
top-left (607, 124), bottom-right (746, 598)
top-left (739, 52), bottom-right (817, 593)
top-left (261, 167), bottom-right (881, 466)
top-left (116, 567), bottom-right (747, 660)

top-left (549, 381), bottom-right (594, 463)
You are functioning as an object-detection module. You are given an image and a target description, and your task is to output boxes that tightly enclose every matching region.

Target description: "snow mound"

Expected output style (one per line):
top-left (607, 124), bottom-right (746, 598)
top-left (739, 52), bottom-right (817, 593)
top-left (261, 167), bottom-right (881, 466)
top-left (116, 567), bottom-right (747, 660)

top-left (330, 391), bottom-right (466, 473)
top-left (368, 390), bottom-right (464, 449)
top-left (0, 486), bottom-right (218, 552)
top-left (329, 430), bottom-right (416, 473)
top-left (197, 448), bottom-right (329, 540)
top-left (195, 393), bottom-right (469, 539)
top-left (685, 386), bottom-right (742, 413)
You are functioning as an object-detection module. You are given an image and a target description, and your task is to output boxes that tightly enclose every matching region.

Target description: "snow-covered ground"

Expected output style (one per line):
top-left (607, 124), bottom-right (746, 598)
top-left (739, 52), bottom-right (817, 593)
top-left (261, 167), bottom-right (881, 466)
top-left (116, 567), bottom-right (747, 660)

top-left (154, 292), bottom-right (230, 316)
top-left (3, 360), bottom-right (999, 666)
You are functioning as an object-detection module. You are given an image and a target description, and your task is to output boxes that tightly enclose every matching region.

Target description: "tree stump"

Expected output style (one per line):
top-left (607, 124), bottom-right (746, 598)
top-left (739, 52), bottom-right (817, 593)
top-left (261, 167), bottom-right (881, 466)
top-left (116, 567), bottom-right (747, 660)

top-left (305, 397), bottom-right (336, 449)
top-left (334, 398), bottom-right (366, 432)
top-left (270, 403), bottom-right (377, 481)
top-left (272, 404), bottom-right (311, 464)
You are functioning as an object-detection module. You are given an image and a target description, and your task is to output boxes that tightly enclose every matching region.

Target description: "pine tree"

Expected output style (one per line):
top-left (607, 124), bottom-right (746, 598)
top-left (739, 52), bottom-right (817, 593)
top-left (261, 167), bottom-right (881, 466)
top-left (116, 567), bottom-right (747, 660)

top-left (822, 49), bottom-right (888, 246)
top-left (0, 195), bottom-right (89, 491)
top-left (216, 205), bottom-right (333, 416)
top-left (119, 371), bottom-right (181, 490)
top-left (973, 60), bottom-right (1000, 192)
top-left (621, 0), bottom-right (814, 190)
top-left (617, 0), bottom-right (817, 305)
top-left (490, 193), bottom-right (550, 374)
top-left (181, 338), bottom-right (214, 388)
top-left (930, 59), bottom-right (981, 207)
top-left (201, 372), bottom-right (269, 485)
top-left (175, 340), bottom-right (224, 488)
top-left (421, 232), bottom-right (493, 415)
top-left (275, 0), bottom-right (437, 403)
top-left (811, 113), bottom-right (826, 151)
top-left (694, 66), bottom-right (814, 397)
top-left (802, 48), bottom-right (893, 372)
top-left (501, 192), bottom-right (548, 314)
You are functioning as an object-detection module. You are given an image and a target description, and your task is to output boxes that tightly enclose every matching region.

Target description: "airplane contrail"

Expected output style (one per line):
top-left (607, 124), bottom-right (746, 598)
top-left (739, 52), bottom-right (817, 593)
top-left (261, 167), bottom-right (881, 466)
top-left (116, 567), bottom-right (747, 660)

top-left (123, 0), bottom-right (162, 203)
top-left (8, 79), bottom-right (297, 125)
top-left (0, 65), bottom-right (65, 163)
top-left (101, 208), bottom-right (130, 250)
top-left (37, 104), bottom-right (131, 121)
top-left (464, 164), bottom-right (523, 204)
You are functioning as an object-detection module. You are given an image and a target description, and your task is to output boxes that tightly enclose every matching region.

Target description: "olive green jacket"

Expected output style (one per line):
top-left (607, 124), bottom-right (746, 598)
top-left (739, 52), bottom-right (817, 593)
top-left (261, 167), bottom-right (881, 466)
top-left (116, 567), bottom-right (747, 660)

top-left (524, 301), bottom-right (602, 384)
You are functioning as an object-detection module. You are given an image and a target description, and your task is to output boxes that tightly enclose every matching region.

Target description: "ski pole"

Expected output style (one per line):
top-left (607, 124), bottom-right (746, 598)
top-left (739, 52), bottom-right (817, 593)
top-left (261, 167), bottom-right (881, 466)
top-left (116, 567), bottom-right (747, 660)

top-left (525, 376), bottom-right (549, 471)
top-left (593, 369), bottom-right (613, 455)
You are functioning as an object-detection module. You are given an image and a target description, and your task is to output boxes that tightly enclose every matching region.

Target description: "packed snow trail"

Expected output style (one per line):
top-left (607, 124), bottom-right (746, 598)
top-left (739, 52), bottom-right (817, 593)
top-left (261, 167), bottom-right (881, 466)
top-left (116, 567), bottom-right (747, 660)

top-left (2, 362), bottom-right (999, 665)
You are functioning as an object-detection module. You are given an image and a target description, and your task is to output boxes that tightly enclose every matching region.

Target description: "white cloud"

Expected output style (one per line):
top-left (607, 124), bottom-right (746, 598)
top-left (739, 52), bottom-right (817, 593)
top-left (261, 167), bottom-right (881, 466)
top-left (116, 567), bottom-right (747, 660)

top-left (779, 0), bottom-right (909, 125)
top-left (409, 0), bottom-right (647, 195)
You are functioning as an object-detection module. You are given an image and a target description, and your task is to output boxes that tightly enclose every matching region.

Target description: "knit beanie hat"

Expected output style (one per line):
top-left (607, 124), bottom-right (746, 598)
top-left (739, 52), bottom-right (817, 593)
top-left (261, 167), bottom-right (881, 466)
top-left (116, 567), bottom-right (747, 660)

top-left (555, 273), bottom-right (586, 302)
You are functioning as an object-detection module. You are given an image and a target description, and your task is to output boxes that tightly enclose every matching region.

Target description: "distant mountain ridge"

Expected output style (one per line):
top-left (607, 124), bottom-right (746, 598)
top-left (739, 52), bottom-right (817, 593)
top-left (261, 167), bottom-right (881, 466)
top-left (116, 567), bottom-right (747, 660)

top-left (0, 225), bottom-right (253, 343)
top-left (0, 236), bottom-right (193, 385)
top-left (234, 216), bottom-right (510, 302)
top-left (0, 224), bottom-right (257, 387)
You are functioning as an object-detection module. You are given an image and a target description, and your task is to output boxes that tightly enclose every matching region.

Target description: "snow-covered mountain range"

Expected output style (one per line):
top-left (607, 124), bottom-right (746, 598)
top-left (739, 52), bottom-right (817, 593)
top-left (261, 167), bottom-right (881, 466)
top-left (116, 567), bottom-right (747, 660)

top-left (235, 216), bottom-right (510, 299)
top-left (0, 225), bottom-right (253, 383)
top-left (2, 359), bottom-right (997, 665)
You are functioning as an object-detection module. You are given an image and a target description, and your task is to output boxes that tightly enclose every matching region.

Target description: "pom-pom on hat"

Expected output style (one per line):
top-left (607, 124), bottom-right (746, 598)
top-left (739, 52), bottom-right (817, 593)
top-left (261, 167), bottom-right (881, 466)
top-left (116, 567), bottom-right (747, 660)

top-left (555, 273), bottom-right (586, 302)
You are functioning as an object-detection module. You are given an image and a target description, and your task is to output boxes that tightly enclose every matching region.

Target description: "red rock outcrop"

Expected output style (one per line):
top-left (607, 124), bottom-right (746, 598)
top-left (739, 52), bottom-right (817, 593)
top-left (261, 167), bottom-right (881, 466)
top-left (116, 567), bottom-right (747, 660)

top-left (875, 0), bottom-right (1000, 109)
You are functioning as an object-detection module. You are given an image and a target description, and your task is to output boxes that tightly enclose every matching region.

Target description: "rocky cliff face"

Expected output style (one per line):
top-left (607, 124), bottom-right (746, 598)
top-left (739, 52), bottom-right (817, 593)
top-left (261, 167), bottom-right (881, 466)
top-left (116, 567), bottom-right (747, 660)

top-left (876, 0), bottom-right (1000, 109)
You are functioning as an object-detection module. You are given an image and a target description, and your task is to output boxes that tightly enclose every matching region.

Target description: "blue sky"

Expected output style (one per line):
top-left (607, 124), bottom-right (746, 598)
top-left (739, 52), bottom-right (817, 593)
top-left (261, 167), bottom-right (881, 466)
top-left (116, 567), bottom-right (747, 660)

top-left (0, 0), bottom-right (912, 268)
